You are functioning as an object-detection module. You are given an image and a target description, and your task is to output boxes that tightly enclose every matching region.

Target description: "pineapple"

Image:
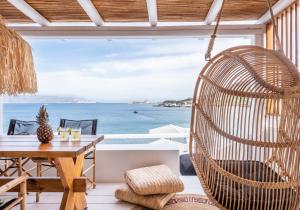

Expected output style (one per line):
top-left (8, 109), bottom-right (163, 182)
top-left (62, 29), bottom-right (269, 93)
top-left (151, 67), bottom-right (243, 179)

top-left (36, 105), bottom-right (54, 143)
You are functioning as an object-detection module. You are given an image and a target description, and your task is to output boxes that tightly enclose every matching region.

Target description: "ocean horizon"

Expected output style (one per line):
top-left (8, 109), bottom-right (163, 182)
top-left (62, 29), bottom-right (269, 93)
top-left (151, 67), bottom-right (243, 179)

top-left (3, 103), bottom-right (191, 143)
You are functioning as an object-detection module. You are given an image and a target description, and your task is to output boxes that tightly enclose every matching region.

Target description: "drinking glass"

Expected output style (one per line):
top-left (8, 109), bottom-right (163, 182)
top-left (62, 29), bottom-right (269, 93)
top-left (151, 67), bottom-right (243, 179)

top-left (71, 128), bottom-right (81, 141)
top-left (59, 127), bottom-right (68, 141)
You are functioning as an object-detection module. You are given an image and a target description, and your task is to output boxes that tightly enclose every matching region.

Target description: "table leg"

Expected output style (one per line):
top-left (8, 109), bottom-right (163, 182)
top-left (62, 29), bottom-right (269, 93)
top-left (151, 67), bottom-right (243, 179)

top-left (54, 154), bottom-right (87, 210)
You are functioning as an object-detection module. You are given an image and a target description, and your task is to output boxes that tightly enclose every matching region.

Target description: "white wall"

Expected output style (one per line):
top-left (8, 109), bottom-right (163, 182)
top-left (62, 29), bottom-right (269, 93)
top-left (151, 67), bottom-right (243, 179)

top-left (9, 144), bottom-right (180, 183)
top-left (95, 144), bottom-right (180, 182)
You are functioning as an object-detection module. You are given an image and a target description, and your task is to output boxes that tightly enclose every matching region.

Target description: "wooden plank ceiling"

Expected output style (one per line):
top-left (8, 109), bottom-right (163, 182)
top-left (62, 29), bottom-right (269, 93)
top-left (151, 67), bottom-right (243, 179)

top-left (157, 0), bottom-right (213, 21)
top-left (0, 0), bottom-right (33, 22)
top-left (222, 0), bottom-right (279, 21)
top-left (93, 0), bottom-right (148, 22)
top-left (25, 0), bottom-right (90, 22)
top-left (0, 0), bottom-right (279, 23)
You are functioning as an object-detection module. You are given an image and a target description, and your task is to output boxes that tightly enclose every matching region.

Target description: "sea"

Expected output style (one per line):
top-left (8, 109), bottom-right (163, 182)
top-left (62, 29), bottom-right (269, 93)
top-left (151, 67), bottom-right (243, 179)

top-left (3, 103), bottom-right (191, 144)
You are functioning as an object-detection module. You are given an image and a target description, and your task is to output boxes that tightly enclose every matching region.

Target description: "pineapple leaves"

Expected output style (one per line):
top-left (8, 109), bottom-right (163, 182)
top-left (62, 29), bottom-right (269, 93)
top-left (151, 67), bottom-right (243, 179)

top-left (36, 105), bottom-right (49, 125)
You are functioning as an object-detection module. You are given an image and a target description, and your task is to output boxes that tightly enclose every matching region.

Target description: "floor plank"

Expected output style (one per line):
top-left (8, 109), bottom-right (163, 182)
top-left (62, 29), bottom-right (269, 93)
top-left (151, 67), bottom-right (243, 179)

top-left (5, 176), bottom-right (204, 210)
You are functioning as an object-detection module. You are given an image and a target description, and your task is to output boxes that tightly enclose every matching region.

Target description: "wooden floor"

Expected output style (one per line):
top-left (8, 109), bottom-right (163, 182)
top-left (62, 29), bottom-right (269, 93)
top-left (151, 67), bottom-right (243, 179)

top-left (6, 176), bottom-right (204, 210)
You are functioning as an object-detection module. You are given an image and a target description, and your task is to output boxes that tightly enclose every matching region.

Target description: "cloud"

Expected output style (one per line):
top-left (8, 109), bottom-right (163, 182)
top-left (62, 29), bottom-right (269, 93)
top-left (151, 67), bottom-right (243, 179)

top-left (37, 57), bottom-right (200, 102)
top-left (82, 52), bottom-right (205, 78)
top-left (31, 37), bottom-right (252, 102)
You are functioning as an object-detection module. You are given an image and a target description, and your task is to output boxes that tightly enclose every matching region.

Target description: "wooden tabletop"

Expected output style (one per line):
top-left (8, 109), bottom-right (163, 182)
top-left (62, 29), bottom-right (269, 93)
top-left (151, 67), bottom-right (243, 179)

top-left (0, 135), bottom-right (104, 158)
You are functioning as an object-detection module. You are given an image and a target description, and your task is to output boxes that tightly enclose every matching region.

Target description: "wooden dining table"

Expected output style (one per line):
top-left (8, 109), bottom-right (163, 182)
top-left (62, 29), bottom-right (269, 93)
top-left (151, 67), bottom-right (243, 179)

top-left (0, 135), bottom-right (104, 210)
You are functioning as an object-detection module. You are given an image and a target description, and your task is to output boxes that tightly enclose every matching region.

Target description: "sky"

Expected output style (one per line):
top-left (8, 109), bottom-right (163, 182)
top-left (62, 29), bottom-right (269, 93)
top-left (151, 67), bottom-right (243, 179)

top-left (27, 36), bottom-right (253, 103)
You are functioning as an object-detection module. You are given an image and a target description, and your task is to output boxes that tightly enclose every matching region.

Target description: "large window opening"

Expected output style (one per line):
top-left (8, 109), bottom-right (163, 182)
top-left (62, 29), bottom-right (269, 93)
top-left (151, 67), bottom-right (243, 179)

top-left (3, 37), bottom-right (253, 143)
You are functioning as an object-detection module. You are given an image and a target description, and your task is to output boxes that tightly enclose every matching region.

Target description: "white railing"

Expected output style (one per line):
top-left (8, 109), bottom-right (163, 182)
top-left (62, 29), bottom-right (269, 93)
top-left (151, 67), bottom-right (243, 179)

top-left (102, 133), bottom-right (189, 153)
top-left (104, 133), bottom-right (189, 140)
top-left (101, 133), bottom-right (189, 154)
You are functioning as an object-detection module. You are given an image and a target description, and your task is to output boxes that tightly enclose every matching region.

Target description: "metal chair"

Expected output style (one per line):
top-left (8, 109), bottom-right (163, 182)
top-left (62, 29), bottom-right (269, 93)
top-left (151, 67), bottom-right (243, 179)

top-left (7, 119), bottom-right (38, 136)
top-left (0, 120), bottom-right (38, 177)
top-left (59, 119), bottom-right (97, 135)
top-left (60, 119), bottom-right (98, 188)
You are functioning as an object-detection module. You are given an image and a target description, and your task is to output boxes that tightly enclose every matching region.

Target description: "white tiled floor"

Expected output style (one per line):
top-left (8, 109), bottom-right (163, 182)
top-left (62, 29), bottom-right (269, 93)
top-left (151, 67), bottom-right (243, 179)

top-left (6, 176), bottom-right (205, 210)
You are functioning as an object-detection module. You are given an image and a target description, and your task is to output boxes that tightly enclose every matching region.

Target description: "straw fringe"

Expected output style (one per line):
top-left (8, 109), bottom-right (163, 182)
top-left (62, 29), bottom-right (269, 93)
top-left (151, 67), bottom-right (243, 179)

top-left (0, 15), bottom-right (37, 95)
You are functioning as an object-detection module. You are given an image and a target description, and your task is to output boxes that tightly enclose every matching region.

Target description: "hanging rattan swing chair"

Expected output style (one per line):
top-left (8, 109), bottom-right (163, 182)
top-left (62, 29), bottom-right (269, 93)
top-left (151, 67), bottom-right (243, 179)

top-left (189, 1), bottom-right (300, 210)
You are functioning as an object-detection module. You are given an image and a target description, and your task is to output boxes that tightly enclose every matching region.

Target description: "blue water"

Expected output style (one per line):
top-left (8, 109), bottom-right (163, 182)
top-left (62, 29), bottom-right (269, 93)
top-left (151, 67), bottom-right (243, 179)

top-left (3, 103), bottom-right (191, 135)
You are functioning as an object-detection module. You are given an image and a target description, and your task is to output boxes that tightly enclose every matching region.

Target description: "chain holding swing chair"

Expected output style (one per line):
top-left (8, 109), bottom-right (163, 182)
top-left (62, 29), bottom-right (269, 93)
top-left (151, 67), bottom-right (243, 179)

top-left (189, 0), bottom-right (300, 209)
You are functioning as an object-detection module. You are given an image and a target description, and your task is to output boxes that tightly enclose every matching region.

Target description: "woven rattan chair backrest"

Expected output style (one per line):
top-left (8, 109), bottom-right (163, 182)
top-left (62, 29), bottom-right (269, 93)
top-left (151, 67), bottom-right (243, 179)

top-left (190, 45), bottom-right (300, 210)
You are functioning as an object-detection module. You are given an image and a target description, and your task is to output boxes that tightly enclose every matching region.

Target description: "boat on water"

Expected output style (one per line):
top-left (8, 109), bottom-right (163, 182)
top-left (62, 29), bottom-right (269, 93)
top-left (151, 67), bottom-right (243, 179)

top-left (133, 111), bottom-right (138, 114)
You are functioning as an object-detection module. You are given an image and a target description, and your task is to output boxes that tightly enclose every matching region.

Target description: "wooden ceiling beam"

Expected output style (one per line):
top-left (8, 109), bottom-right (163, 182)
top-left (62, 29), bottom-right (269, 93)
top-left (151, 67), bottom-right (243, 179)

top-left (146, 0), bottom-right (158, 27)
top-left (77, 0), bottom-right (104, 26)
top-left (7, 0), bottom-right (49, 26)
top-left (258, 0), bottom-right (296, 23)
top-left (205, 0), bottom-right (224, 25)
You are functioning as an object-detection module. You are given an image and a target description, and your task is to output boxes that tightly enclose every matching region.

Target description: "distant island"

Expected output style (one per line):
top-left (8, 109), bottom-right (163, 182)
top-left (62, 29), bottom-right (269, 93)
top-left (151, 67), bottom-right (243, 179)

top-left (155, 98), bottom-right (192, 107)
top-left (129, 100), bottom-right (150, 104)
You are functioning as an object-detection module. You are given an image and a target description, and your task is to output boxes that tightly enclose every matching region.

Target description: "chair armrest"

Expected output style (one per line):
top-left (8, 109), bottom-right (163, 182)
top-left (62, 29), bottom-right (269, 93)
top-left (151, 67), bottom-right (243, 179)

top-left (0, 175), bottom-right (28, 194)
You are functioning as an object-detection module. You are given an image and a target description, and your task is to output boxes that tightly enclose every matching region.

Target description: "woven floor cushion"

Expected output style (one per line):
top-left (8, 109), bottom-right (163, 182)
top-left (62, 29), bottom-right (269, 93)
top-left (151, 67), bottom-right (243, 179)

top-left (125, 165), bottom-right (184, 195)
top-left (115, 185), bottom-right (175, 209)
top-left (131, 194), bottom-right (218, 210)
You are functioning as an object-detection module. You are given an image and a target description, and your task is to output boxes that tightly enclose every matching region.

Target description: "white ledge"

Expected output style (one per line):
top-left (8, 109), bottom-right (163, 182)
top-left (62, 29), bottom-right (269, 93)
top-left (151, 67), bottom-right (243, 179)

top-left (97, 144), bottom-right (180, 151)
top-left (103, 133), bottom-right (188, 139)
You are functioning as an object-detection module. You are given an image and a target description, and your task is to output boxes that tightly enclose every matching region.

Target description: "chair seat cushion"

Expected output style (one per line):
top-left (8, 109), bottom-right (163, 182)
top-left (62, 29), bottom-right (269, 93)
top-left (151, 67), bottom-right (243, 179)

top-left (115, 185), bottom-right (174, 209)
top-left (131, 194), bottom-right (218, 210)
top-left (212, 160), bottom-right (296, 210)
top-left (125, 165), bottom-right (184, 195)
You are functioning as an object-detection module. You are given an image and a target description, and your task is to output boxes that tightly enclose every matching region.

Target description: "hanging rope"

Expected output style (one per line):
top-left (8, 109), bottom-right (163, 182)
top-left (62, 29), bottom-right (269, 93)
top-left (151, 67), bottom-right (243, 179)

top-left (266, 0), bottom-right (283, 52)
top-left (205, 0), bottom-right (225, 61)
top-left (205, 0), bottom-right (283, 61)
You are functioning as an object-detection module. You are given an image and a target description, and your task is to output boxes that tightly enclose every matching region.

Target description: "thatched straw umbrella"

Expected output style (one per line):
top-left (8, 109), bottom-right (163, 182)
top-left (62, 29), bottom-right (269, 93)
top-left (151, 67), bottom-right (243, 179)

top-left (0, 16), bottom-right (37, 95)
